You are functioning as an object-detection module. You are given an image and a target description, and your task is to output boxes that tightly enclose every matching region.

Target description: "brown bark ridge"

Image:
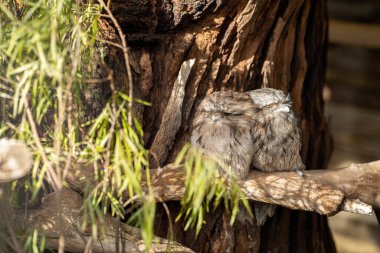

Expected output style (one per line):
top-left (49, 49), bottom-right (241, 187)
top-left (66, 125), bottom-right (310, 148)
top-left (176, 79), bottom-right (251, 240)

top-left (103, 0), bottom-right (334, 252)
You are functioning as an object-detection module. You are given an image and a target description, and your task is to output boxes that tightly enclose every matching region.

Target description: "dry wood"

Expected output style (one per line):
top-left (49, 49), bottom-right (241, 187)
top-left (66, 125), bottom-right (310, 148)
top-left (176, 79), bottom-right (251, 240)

top-left (306, 161), bottom-right (380, 211)
top-left (14, 159), bottom-right (378, 253)
top-left (149, 59), bottom-right (196, 167)
top-left (143, 164), bottom-right (378, 215)
top-left (26, 160), bottom-right (378, 252)
top-left (67, 160), bottom-right (379, 216)
top-left (15, 189), bottom-right (194, 253)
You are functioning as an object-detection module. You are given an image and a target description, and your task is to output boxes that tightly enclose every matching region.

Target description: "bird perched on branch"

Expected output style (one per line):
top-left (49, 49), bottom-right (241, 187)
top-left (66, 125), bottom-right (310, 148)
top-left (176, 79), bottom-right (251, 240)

top-left (191, 88), bottom-right (304, 225)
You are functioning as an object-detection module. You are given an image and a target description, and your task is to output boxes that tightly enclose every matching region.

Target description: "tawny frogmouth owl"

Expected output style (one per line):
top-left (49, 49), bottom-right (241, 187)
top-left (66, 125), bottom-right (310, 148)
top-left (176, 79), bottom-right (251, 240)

top-left (191, 88), bottom-right (304, 225)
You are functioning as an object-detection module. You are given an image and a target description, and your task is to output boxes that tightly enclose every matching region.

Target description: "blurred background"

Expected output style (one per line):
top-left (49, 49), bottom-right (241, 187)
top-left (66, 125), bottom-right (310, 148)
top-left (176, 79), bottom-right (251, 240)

top-left (325, 0), bottom-right (380, 252)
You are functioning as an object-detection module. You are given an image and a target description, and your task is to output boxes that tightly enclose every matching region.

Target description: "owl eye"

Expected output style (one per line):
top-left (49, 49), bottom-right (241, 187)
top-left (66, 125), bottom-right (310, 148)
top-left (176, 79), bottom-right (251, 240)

top-left (261, 103), bottom-right (277, 111)
top-left (223, 111), bottom-right (243, 116)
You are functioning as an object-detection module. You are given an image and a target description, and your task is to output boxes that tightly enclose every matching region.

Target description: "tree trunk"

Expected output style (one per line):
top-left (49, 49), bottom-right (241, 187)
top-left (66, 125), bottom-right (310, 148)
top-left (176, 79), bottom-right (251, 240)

top-left (103, 0), bottom-right (335, 252)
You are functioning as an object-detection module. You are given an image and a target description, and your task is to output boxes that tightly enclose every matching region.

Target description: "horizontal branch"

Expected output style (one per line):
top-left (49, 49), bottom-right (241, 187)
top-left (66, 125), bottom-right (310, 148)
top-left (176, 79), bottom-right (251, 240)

top-left (2, 138), bottom-right (378, 217)
top-left (3, 138), bottom-right (379, 251)
top-left (305, 161), bottom-right (380, 210)
top-left (68, 161), bottom-right (379, 216)
top-left (142, 163), bottom-right (377, 215)
top-left (15, 162), bottom-right (378, 253)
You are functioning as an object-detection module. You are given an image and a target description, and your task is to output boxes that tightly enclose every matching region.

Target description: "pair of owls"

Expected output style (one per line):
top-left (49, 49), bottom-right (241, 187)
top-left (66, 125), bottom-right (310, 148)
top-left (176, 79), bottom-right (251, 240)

top-left (190, 88), bottom-right (305, 225)
top-left (191, 88), bottom-right (304, 177)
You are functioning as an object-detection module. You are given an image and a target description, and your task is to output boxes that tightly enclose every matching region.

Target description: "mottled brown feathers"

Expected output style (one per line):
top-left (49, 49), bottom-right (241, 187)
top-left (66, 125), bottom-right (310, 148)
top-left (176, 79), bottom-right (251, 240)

top-left (191, 88), bottom-right (304, 178)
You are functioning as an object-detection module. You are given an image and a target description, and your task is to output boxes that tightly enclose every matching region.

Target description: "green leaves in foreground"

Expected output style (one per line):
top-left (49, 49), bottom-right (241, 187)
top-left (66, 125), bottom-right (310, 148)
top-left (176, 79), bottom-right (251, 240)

top-left (0, 0), bottom-right (101, 193)
top-left (1, 0), bottom-right (251, 251)
top-left (175, 144), bottom-right (252, 235)
top-left (81, 91), bottom-right (155, 250)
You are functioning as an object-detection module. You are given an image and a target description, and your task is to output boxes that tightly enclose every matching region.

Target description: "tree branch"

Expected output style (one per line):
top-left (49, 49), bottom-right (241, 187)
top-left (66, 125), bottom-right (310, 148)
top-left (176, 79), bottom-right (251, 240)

top-left (141, 165), bottom-right (376, 215)
top-left (3, 140), bottom-right (379, 251)
top-left (14, 189), bottom-right (194, 253)
top-left (68, 161), bottom-right (379, 216)
top-left (1, 139), bottom-right (377, 216)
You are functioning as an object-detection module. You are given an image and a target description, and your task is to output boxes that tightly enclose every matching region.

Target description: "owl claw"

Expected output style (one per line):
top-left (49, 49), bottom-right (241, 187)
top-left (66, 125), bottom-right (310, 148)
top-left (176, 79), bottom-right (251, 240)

top-left (295, 168), bottom-right (305, 178)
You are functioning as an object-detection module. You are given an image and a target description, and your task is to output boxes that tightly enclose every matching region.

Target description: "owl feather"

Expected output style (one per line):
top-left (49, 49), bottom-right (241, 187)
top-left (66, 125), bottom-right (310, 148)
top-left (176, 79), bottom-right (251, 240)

top-left (191, 88), bottom-right (304, 226)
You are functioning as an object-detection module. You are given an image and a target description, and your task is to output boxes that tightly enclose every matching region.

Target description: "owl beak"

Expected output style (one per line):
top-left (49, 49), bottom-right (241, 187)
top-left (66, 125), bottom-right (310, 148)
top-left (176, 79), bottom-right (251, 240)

top-left (211, 114), bottom-right (221, 122)
top-left (274, 104), bottom-right (290, 113)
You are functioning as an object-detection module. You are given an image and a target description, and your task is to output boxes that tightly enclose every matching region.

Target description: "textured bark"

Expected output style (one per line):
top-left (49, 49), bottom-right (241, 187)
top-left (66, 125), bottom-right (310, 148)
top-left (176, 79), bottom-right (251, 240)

top-left (12, 189), bottom-right (195, 253)
top-left (101, 0), bottom-right (334, 252)
top-left (66, 161), bottom-right (377, 215)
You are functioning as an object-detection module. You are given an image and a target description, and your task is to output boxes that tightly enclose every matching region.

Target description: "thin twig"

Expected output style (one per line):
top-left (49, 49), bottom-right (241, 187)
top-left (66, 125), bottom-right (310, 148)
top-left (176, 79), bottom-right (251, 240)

top-left (84, 77), bottom-right (112, 84)
top-left (24, 100), bottom-right (61, 190)
top-left (104, 75), bottom-right (117, 171)
top-left (97, 0), bottom-right (134, 126)
top-left (62, 18), bottom-right (82, 181)
top-left (95, 37), bottom-right (123, 50)
top-left (154, 195), bottom-right (174, 242)
top-left (0, 201), bottom-right (23, 253)
top-left (57, 10), bottom-right (83, 253)
top-left (98, 13), bottom-right (111, 18)
top-left (84, 236), bottom-right (94, 253)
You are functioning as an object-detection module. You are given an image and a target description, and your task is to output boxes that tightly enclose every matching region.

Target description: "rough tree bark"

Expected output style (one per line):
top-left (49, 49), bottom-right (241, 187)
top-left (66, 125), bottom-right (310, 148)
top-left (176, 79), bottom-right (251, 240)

top-left (99, 0), bottom-right (334, 252)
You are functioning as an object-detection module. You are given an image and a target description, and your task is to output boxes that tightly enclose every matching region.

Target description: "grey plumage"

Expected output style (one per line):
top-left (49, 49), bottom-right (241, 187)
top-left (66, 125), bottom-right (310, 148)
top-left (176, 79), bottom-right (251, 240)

top-left (191, 91), bottom-right (257, 178)
top-left (247, 88), bottom-right (305, 173)
top-left (190, 88), bottom-right (304, 225)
